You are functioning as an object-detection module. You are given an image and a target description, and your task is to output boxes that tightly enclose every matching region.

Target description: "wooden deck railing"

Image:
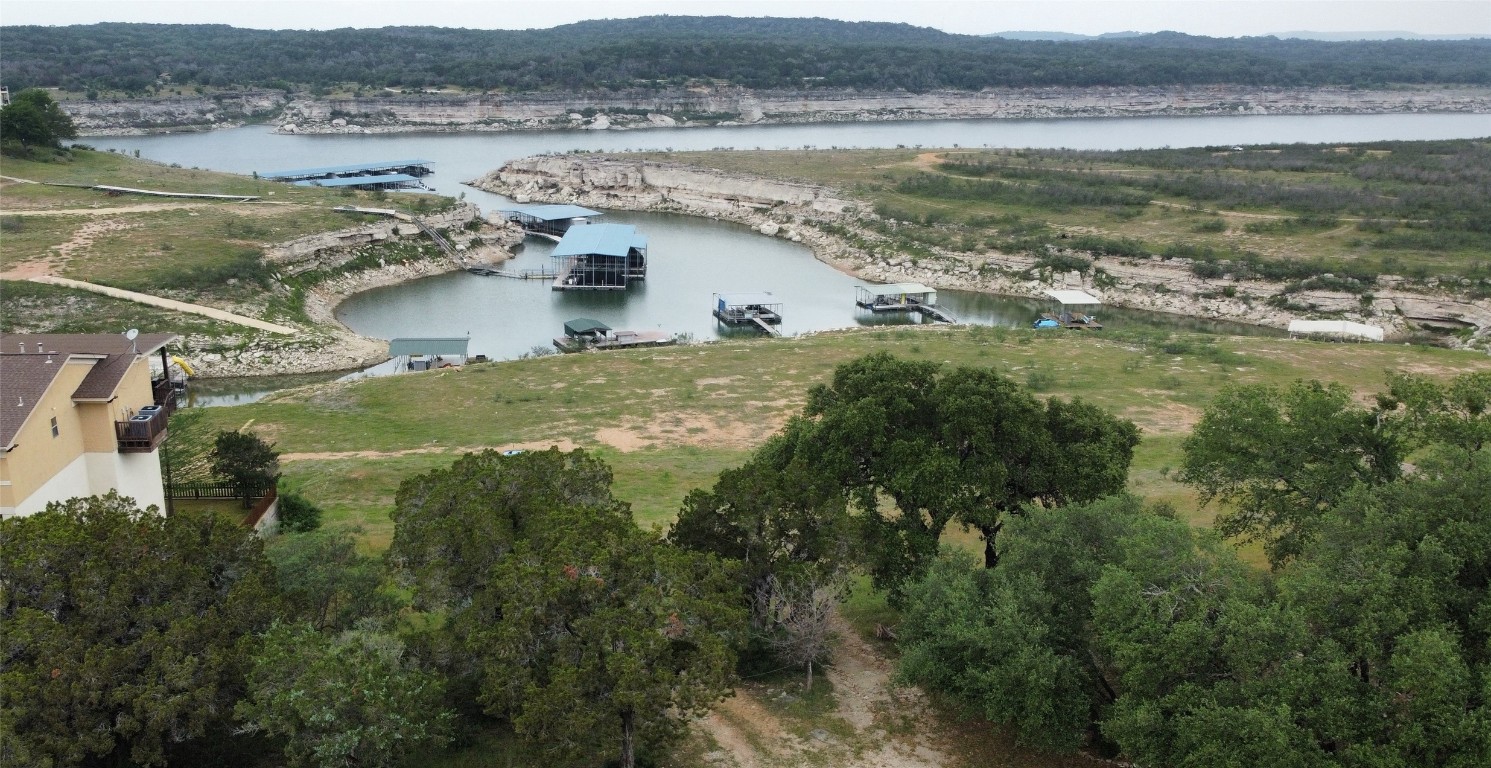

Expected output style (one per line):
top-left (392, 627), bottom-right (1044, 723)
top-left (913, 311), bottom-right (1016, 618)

top-left (115, 409), bottom-right (168, 453)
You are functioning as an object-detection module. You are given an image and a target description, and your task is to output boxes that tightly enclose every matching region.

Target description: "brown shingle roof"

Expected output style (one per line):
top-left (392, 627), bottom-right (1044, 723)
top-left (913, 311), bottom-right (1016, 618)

top-left (0, 333), bottom-right (180, 449)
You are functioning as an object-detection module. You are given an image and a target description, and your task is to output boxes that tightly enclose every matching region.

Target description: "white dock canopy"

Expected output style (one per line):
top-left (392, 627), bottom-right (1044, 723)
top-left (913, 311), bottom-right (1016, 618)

top-left (857, 283), bottom-right (937, 304)
top-left (1044, 289), bottom-right (1102, 306)
top-left (1288, 320), bottom-right (1384, 342)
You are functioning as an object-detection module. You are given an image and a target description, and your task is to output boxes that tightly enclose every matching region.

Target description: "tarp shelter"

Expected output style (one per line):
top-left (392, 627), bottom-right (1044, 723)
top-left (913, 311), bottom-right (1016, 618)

top-left (1287, 320), bottom-right (1385, 342)
top-left (1044, 289), bottom-right (1102, 306)
top-left (563, 318), bottom-right (612, 338)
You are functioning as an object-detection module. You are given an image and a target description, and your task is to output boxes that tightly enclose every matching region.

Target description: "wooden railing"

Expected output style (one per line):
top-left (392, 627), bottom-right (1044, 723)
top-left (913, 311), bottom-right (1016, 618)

top-left (115, 409), bottom-right (168, 453)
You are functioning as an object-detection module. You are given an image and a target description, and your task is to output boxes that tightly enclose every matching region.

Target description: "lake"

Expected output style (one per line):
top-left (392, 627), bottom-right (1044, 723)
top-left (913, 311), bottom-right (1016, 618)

top-left (85, 113), bottom-right (1489, 388)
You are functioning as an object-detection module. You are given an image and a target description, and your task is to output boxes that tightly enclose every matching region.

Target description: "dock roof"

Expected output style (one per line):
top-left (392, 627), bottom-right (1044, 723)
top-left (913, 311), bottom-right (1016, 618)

top-left (563, 318), bottom-right (612, 337)
top-left (387, 337), bottom-right (470, 357)
top-left (861, 282), bottom-right (936, 297)
top-left (502, 204), bottom-right (603, 221)
top-left (1044, 289), bottom-right (1102, 306)
top-left (552, 223), bottom-right (647, 258)
top-left (293, 174), bottom-right (420, 188)
top-left (716, 292), bottom-right (779, 306)
top-left (261, 159), bottom-right (434, 180)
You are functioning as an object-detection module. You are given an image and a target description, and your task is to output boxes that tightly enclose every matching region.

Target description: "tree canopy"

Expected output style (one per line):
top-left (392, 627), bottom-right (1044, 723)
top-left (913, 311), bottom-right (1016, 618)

top-left (2, 20), bottom-right (1487, 94)
top-left (897, 373), bottom-right (1491, 765)
top-left (0, 493), bottom-right (280, 767)
top-left (0, 88), bottom-right (77, 151)
top-left (389, 448), bottom-right (744, 768)
top-left (784, 352), bottom-right (1138, 594)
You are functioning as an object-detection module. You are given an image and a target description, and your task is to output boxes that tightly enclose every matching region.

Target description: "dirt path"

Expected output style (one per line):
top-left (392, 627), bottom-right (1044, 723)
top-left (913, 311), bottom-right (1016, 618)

top-left (692, 611), bottom-right (949, 768)
top-left (0, 203), bottom-right (215, 216)
top-left (27, 275), bottom-right (300, 335)
top-left (279, 440), bottom-right (580, 462)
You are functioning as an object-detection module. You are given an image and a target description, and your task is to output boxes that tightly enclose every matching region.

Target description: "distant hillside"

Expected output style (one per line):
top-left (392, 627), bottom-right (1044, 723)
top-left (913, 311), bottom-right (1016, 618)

top-left (2, 16), bottom-right (1488, 94)
top-left (993, 30), bottom-right (1490, 42)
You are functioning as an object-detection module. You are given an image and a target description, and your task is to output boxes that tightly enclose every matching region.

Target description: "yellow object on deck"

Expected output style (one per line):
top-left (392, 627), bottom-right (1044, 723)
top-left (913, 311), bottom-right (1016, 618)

top-left (170, 355), bottom-right (196, 377)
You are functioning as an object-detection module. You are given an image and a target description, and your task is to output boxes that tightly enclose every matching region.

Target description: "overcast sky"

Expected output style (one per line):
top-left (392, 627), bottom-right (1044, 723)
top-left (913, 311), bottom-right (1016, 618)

top-left (3, 0), bottom-right (1488, 37)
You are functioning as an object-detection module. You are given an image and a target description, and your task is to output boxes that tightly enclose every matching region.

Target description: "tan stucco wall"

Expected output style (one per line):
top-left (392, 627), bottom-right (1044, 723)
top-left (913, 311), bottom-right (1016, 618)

top-left (2, 360), bottom-right (93, 508)
top-left (0, 354), bottom-right (162, 517)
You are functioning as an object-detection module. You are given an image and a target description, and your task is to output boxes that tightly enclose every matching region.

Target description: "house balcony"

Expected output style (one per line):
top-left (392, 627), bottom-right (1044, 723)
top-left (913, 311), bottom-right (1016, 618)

top-left (116, 408), bottom-right (168, 453)
top-left (151, 377), bottom-right (181, 417)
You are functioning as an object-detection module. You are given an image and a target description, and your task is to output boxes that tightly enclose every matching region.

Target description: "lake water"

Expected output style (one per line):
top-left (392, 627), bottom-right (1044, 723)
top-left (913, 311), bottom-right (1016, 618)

top-left (85, 113), bottom-right (1489, 388)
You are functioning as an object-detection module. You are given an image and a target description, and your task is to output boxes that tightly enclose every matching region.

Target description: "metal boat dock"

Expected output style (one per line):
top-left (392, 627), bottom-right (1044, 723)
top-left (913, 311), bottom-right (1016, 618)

top-left (713, 293), bottom-right (782, 336)
top-left (854, 283), bottom-right (958, 323)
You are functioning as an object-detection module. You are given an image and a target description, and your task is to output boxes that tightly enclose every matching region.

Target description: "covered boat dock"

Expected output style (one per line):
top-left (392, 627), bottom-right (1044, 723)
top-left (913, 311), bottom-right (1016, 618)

top-left (854, 283), bottom-right (957, 323)
top-left (500, 204), bottom-right (603, 239)
top-left (551, 223), bottom-right (648, 291)
top-left (293, 174), bottom-right (424, 191)
top-left (388, 336), bottom-right (471, 371)
top-left (260, 159), bottom-right (435, 183)
top-left (713, 292), bottom-right (782, 336)
top-left (1035, 289), bottom-right (1103, 330)
top-left (553, 318), bottom-right (673, 352)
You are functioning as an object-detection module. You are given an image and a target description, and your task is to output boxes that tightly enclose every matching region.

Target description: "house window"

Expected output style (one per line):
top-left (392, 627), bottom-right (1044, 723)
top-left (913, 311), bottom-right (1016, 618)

top-left (50, 417), bottom-right (59, 438)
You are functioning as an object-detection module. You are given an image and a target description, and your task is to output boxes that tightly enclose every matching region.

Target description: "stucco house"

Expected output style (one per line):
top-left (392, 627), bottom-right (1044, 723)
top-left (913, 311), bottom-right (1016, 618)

top-left (1, 332), bottom-right (181, 518)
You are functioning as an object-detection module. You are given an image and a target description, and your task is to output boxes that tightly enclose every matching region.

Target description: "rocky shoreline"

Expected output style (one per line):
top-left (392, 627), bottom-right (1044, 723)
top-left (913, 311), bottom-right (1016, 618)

top-left (68, 84), bottom-right (1491, 136)
top-left (470, 154), bottom-right (1491, 344)
top-left (181, 204), bottom-right (523, 378)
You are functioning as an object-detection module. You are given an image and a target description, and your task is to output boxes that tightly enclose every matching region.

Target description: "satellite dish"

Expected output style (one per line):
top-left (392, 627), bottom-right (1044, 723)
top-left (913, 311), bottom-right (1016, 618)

top-left (125, 329), bottom-right (139, 340)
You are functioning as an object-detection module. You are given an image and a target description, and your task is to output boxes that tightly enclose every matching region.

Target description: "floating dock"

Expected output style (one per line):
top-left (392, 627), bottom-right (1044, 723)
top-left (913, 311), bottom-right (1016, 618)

top-left (854, 283), bottom-right (958, 324)
top-left (499, 204), bottom-right (603, 238)
top-left (467, 266), bottom-right (557, 279)
top-left (261, 159), bottom-right (434, 184)
top-left (713, 292), bottom-right (782, 336)
top-left (1034, 289), bottom-right (1104, 330)
top-left (553, 318), bottom-right (675, 352)
top-left (550, 224), bottom-right (648, 291)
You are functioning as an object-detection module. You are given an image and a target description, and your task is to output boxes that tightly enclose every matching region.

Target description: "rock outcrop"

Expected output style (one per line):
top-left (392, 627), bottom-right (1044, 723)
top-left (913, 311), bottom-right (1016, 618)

top-left (181, 203), bottom-right (522, 378)
top-left (65, 90), bottom-right (287, 135)
top-left (69, 85), bottom-right (1491, 136)
top-left (473, 155), bottom-right (1491, 343)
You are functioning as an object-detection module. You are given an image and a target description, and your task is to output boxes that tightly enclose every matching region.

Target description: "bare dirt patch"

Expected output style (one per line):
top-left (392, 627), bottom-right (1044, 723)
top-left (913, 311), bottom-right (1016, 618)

top-left (594, 412), bottom-right (785, 452)
top-left (280, 440), bottom-right (579, 462)
top-left (1124, 391), bottom-right (1203, 434)
top-left (691, 611), bottom-right (950, 768)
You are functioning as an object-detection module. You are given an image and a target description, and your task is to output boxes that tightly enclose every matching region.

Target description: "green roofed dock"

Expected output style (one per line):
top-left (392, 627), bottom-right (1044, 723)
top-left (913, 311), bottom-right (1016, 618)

top-left (553, 318), bottom-right (674, 353)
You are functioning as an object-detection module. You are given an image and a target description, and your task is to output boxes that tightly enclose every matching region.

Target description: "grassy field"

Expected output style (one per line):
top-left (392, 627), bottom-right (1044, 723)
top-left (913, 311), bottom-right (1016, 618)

top-left (172, 324), bottom-right (1491, 559)
top-left (638, 140), bottom-right (1491, 287)
top-left (165, 324), bottom-right (1491, 767)
top-left (0, 148), bottom-right (461, 335)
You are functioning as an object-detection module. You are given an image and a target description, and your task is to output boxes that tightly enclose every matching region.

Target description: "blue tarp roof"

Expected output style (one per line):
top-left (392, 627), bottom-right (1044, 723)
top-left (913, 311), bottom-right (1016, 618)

top-left (502, 204), bottom-right (603, 221)
top-left (262, 159), bottom-right (433, 180)
top-left (552, 223), bottom-right (647, 258)
top-left (293, 174), bottom-right (420, 188)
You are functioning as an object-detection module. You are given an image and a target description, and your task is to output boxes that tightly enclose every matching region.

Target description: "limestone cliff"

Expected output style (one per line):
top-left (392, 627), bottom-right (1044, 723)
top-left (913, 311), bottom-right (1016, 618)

top-left (69, 85), bottom-right (1491, 136)
top-left (472, 155), bottom-right (1491, 342)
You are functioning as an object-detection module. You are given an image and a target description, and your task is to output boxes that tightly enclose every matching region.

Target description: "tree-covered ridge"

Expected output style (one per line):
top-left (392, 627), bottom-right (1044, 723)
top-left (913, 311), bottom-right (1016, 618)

top-left (2, 17), bottom-right (1489, 93)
